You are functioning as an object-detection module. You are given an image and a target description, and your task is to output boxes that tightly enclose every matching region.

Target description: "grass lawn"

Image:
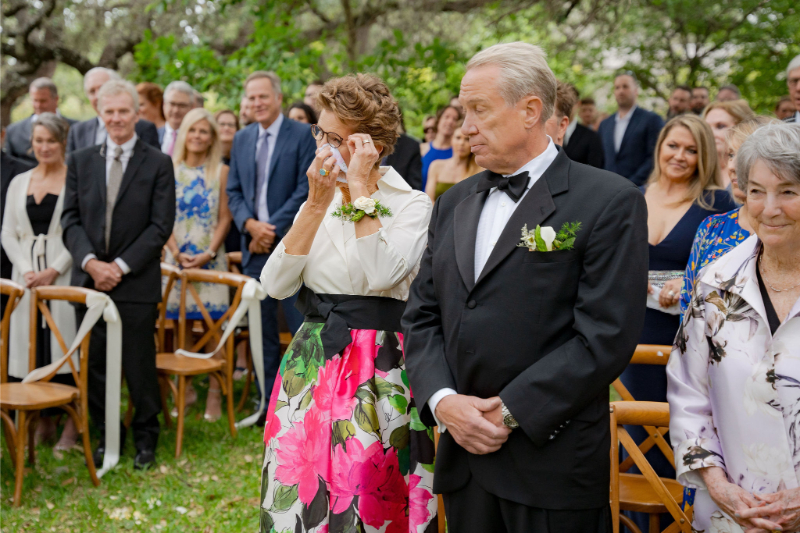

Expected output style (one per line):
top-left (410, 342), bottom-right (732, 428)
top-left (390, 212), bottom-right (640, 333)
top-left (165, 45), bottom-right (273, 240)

top-left (1, 378), bottom-right (264, 532)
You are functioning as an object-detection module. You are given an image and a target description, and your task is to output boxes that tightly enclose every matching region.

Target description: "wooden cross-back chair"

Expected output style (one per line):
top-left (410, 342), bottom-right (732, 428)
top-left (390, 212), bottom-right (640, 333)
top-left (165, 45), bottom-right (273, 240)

top-left (610, 401), bottom-right (692, 533)
top-left (1, 280), bottom-right (25, 384)
top-left (156, 268), bottom-right (250, 457)
top-left (0, 286), bottom-right (101, 506)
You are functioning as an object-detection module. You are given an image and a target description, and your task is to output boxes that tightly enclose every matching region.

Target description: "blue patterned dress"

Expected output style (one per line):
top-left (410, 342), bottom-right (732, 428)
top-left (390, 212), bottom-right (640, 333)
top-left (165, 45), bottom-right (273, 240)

top-left (164, 162), bottom-right (229, 320)
top-left (679, 208), bottom-right (750, 313)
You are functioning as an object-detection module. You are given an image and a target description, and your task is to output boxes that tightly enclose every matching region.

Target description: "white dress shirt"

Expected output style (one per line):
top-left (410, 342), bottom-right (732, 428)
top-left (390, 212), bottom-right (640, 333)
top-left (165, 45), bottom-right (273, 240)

top-left (563, 119), bottom-right (577, 147)
top-left (613, 105), bottom-right (637, 153)
top-left (95, 117), bottom-right (107, 145)
top-left (429, 139), bottom-right (560, 432)
top-left (256, 114), bottom-right (283, 222)
top-left (160, 123), bottom-right (176, 154)
top-left (261, 166), bottom-right (432, 301)
top-left (80, 133), bottom-right (138, 274)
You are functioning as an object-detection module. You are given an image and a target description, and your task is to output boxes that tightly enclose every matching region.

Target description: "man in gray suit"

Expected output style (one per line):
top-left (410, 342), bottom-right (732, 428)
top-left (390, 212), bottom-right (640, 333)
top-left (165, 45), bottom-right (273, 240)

top-left (785, 54), bottom-right (800, 124)
top-left (4, 77), bottom-right (75, 164)
top-left (66, 68), bottom-right (160, 153)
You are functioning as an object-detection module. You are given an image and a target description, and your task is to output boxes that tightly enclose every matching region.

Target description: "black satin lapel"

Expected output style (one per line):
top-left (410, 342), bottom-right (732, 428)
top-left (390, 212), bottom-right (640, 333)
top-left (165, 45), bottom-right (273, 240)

top-left (115, 140), bottom-right (145, 202)
top-left (475, 176), bottom-right (555, 286)
top-left (453, 183), bottom-right (488, 292)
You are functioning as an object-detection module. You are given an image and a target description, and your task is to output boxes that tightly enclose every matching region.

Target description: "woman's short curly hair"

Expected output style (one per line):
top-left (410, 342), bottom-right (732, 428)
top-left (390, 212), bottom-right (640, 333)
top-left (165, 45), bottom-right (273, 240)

top-left (316, 74), bottom-right (401, 159)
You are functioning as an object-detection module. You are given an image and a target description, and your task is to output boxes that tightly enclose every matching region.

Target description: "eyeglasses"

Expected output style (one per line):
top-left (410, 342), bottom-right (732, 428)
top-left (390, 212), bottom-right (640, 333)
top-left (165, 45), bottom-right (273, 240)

top-left (218, 122), bottom-right (238, 129)
top-left (310, 124), bottom-right (343, 148)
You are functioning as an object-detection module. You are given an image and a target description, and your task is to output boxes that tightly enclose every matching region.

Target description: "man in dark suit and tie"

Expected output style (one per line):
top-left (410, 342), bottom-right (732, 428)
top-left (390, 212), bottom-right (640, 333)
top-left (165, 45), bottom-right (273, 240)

top-left (546, 82), bottom-right (605, 169)
top-left (403, 42), bottom-right (648, 532)
top-left (67, 68), bottom-right (160, 153)
top-left (226, 71), bottom-right (315, 410)
top-left (4, 77), bottom-right (76, 164)
top-left (785, 54), bottom-right (800, 123)
top-left (383, 112), bottom-right (423, 190)
top-left (598, 72), bottom-right (664, 185)
top-left (62, 80), bottom-right (175, 470)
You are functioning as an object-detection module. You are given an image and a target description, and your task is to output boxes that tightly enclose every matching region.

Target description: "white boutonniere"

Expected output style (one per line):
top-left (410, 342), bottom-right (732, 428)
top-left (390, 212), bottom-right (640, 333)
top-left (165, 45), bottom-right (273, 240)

top-left (519, 221), bottom-right (582, 252)
top-left (331, 196), bottom-right (392, 222)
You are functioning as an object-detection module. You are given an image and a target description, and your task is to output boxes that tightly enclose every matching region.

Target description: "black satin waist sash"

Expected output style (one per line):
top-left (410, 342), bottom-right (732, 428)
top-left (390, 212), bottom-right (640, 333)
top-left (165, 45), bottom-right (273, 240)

top-left (295, 286), bottom-right (407, 359)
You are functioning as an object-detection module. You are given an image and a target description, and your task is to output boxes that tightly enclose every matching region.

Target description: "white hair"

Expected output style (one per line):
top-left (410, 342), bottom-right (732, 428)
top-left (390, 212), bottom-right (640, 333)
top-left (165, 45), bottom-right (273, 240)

top-left (84, 67), bottom-right (120, 92)
top-left (164, 80), bottom-right (195, 101)
top-left (787, 54), bottom-right (800, 77)
top-left (466, 42), bottom-right (557, 123)
top-left (736, 123), bottom-right (800, 190)
top-left (96, 79), bottom-right (140, 113)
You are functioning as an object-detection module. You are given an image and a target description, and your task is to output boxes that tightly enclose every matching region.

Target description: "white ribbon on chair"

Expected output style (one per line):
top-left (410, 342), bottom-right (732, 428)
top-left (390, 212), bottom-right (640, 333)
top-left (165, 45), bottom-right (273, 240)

top-left (174, 278), bottom-right (266, 429)
top-left (23, 292), bottom-right (123, 477)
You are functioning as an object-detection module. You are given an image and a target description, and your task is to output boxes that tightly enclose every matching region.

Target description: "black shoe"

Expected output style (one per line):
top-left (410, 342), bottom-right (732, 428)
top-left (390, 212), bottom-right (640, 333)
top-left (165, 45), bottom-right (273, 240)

top-left (134, 449), bottom-right (156, 470)
top-left (92, 445), bottom-right (106, 468)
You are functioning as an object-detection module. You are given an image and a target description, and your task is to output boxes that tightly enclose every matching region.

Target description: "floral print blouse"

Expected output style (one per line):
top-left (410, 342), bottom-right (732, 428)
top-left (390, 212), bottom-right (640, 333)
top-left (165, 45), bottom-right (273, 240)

top-left (680, 208), bottom-right (750, 314)
top-left (667, 235), bottom-right (800, 532)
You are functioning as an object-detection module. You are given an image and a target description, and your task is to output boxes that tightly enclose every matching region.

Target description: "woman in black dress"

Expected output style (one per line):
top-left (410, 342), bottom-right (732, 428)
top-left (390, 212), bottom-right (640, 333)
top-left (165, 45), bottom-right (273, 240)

top-left (1, 113), bottom-right (77, 449)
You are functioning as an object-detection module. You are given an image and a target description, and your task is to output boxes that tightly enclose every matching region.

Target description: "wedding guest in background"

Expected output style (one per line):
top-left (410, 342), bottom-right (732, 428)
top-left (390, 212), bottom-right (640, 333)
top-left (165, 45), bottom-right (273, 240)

top-left (703, 99), bottom-right (755, 188)
top-left (716, 84), bottom-right (741, 102)
top-left (136, 82), bottom-right (166, 130)
top-left (239, 96), bottom-right (254, 127)
top-left (667, 123), bottom-right (800, 533)
top-left (159, 81), bottom-right (195, 156)
top-left (420, 104), bottom-right (461, 191)
top-left (544, 81), bottom-right (575, 146)
top-left (1, 113), bottom-right (77, 450)
top-left (4, 78), bottom-right (75, 164)
top-left (691, 86), bottom-right (711, 115)
top-left (620, 114), bottom-right (735, 531)
top-left (666, 85), bottom-right (692, 120)
top-left (259, 72), bottom-right (437, 533)
top-left (383, 108), bottom-right (423, 190)
top-left (214, 109), bottom-right (239, 166)
top-left (303, 80), bottom-right (323, 113)
top-left (563, 91), bottom-right (605, 168)
top-left (68, 68), bottom-right (159, 152)
top-left (578, 97), bottom-right (600, 130)
top-left (598, 71), bottom-right (665, 185)
top-left (450, 94), bottom-right (464, 115)
top-left (164, 108), bottom-right (232, 422)
top-left (786, 54), bottom-right (800, 123)
top-left (420, 115), bottom-right (437, 154)
top-left (425, 118), bottom-right (481, 201)
top-left (62, 80), bottom-right (175, 470)
top-left (680, 116), bottom-right (780, 313)
top-left (193, 89), bottom-right (205, 108)
top-left (775, 96), bottom-right (796, 121)
top-left (286, 102), bottom-right (317, 124)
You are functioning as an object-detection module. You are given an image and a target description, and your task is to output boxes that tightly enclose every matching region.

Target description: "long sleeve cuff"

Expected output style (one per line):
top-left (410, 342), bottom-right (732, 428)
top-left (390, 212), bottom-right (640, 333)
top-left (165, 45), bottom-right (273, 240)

top-left (81, 254), bottom-right (97, 271)
top-left (674, 437), bottom-right (726, 490)
top-left (261, 240), bottom-right (307, 300)
top-left (114, 258), bottom-right (131, 275)
top-left (428, 388), bottom-right (457, 433)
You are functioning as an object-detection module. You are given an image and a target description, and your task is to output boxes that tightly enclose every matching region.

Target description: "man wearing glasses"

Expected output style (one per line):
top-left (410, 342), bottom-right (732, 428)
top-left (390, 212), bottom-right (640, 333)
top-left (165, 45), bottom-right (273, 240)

top-left (158, 81), bottom-right (195, 156)
top-left (226, 71), bottom-right (316, 422)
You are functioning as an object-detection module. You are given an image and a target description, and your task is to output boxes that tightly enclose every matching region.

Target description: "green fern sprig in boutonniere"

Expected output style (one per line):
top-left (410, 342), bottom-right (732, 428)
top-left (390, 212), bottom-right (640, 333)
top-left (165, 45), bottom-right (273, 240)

top-left (518, 221), bottom-right (581, 252)
top-left (331, 197), bottom-right (393, 223)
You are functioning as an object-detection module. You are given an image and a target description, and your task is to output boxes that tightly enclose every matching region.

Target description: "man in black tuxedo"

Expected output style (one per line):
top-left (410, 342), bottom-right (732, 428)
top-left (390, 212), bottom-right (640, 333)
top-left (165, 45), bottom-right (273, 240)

top-left (67, 68), bottom-right (160, 153)
top-left (62, 80), bottom-right (174, 470)
top-left (403, 42), bottom-right (648, 532)
top-left (558, 85), bottom-right (605, 169)
top-left (4, 77), bottom-right (76, 164)
top-left (383, 131), bottom-right (422, 190)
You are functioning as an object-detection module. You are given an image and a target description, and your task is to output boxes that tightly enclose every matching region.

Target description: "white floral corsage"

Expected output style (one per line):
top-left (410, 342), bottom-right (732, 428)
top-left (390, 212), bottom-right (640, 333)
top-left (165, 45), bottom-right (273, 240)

top-left (331, 197), bottom-right (392, 223)
top-left (519, 221), bottom-right (581, 252)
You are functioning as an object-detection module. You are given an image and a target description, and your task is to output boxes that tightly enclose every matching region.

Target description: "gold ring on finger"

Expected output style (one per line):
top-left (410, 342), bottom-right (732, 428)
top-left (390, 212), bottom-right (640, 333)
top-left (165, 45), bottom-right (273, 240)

top-left (319, 168), bottom-right (329, 177)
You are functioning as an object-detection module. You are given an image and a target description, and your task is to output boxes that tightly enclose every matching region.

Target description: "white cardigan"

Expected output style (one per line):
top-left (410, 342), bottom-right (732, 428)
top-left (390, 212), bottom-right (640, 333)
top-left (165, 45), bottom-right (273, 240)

top-left (1, 169), bottom-right (76, 379)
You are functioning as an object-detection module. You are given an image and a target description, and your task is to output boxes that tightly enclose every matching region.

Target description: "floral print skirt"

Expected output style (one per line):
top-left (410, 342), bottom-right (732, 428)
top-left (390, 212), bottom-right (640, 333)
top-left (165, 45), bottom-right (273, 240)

top-left (260, 322), bottom-right (438, 533)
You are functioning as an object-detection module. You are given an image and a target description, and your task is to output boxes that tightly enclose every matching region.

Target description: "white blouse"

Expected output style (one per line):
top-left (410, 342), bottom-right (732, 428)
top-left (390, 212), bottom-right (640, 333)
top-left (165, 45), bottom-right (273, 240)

top-left (261, 166), bottom-right (432, 301)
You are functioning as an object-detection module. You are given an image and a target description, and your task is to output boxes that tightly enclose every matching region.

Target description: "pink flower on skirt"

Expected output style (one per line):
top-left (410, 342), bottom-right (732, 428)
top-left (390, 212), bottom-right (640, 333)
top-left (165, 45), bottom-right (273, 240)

top-left (313, 333), bottom-right (377, 421)
top-left (263, 374), bottom-right (284, 444)
top-left (408, 474), bottom-right (433, 531)
top-left (274, 408), bottom-right (332, 504)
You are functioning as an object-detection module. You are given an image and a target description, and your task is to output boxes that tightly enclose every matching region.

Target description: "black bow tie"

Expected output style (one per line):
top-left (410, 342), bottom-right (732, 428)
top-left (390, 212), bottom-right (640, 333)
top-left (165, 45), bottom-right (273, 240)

top-left (476, 171), bottom-right (530, 202)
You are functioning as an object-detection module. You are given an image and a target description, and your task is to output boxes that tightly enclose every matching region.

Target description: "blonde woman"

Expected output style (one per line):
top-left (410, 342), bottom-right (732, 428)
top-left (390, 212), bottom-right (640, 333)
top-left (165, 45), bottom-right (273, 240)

top-left (424, 119), bottom-right (482, 201)
top-left (164, 108), bottom-right (232, 421)
top-left (703, 99), bottom-right (756, 187)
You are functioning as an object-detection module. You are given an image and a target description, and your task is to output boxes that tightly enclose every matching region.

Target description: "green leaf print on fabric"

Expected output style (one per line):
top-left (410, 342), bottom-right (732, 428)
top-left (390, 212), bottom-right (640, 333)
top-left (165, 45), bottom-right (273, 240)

top-left (270, 483), bottom-right (299, 513)
top-left (302, 478), bottom-right (328, 530)
top-left (401, 368), bottom-right (409, 389)
top-left (355, 402), bottom-right (381, 435)
top-left (332, 420), bottom-right (357, 450)
top-left (374, 376), bottom-right (405, 400)
top-left (282, 367), bottom-right (306, 399)
top-left (398, 446), bottom-right (410, 476)
top-left (388, 394), bottom-right (408, 414)
top-left (409, 407), bottom-right (426, 432)
top-left (298, 389), bottom-right (314, 411)
top-left (280, 323), bottom-right (325, 382)
top-left (389, 425), bottom-right (410, 450)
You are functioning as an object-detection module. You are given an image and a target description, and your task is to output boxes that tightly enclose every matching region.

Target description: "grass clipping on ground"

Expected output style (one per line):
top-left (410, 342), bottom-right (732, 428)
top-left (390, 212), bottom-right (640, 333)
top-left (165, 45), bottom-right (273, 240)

top-left (1, 380), bottom-right (263, 532)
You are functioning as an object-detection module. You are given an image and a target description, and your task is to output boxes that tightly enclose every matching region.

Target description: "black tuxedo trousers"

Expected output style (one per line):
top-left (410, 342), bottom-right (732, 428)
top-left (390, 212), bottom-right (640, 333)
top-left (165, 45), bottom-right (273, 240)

top-left (403, 149), bottom-right (649, 515)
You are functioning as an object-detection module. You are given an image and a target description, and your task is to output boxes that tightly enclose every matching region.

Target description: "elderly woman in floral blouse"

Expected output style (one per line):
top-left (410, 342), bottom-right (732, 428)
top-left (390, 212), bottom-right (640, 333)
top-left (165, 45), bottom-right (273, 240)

top-left (667, 123), bottom-right (800, 533)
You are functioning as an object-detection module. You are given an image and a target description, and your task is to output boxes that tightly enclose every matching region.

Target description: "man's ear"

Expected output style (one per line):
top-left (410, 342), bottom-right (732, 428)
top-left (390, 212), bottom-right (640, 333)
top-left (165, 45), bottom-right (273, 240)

top-left (522, 95), bottom-right (543, 129)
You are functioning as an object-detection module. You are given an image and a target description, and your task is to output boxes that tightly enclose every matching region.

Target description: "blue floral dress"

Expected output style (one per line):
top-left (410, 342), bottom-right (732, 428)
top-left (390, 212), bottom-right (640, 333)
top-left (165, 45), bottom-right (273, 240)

top-left (679, 208), bottom-right (750, 313)
top-left (164, 163), bottom-right (229, 320)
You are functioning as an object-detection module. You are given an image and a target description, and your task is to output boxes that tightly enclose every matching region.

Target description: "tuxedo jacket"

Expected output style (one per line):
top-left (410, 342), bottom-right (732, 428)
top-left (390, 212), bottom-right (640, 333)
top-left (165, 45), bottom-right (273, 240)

top-left (226, 119), bottom-right (316, 273)
top-left (564, 122), bottom-right (605, 169)
top-left (61, 140), bottom-right (175, 303)
top-left (4, 115), bottom-right (77, 164)
top-left (402, 149), bottom-right (648, 509)
top-left (384, 133), bottom-right (423, 190)
top-left (598, 107), bottom-right (664, 186)
top-left (66, 118), bottom-right (160, 153)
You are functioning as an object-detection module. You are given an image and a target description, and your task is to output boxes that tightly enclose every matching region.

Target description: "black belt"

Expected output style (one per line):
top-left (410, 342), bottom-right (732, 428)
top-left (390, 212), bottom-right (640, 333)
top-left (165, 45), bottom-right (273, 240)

top-left (295, 286), bottom-right (407, 359)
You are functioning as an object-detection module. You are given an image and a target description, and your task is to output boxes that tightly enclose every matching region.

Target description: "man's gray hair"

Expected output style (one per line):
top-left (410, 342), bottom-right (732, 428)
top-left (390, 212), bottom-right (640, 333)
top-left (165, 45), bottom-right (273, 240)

top-left (244, 71), bottom-right (282, 95)
top-left (96, 79), bottom-right (140, 113)
top-left (30, 77), bottom-right (58, 98)
top-left (736, 123), bottom-right (800, 191)
top-left (193, 89), bottom-right (205, 107)
top-left (787, 54), bottom-right (800, 77)
top-left (466, 42), bottom-right (557, 123)
top-left (84, 67), bottom-right (120, 91)
top-left (164, 80), bottom-right (195, 101)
